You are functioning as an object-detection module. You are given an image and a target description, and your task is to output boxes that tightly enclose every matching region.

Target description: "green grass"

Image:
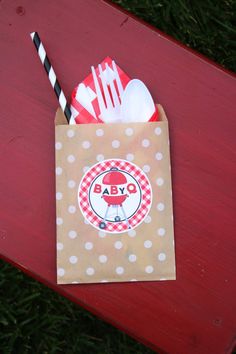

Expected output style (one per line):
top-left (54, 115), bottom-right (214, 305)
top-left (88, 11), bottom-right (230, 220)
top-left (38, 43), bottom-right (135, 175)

top-left (0, 260), bottom-right (154, 354)
top-left (112, 0), bottom-right (236, 73)
top-left (1, 1), bottom-right (236, 353)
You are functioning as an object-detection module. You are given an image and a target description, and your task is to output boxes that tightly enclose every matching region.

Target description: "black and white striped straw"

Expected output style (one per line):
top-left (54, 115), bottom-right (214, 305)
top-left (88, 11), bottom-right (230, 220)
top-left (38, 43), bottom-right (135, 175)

top-left (30, 32), bottom-right (72, 123)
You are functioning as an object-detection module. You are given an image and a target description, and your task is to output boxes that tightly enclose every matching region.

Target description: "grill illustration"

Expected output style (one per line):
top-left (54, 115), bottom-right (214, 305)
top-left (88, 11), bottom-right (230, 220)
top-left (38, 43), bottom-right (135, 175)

top-left (99, 168), bottom-right (130, 229)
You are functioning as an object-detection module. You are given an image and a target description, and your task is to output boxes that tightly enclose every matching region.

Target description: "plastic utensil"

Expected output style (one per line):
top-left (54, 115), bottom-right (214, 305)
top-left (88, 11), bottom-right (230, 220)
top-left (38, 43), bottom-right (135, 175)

top-left (120, 79), bottom-right (156, 122)
top-left (91, 62), bottom-right (124, 123)
top-left (76, 83), bottom-right (96, 118)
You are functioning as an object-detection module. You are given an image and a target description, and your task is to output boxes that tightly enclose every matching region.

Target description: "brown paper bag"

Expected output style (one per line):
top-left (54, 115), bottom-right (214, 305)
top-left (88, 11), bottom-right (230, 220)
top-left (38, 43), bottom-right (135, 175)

top-left (55, 105), bottom-right (175, 284)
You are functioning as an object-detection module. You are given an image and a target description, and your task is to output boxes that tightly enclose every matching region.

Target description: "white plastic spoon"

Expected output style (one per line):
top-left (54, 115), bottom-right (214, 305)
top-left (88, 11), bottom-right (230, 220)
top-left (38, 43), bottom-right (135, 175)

top-left (120, 79), bottom-right (155, 122)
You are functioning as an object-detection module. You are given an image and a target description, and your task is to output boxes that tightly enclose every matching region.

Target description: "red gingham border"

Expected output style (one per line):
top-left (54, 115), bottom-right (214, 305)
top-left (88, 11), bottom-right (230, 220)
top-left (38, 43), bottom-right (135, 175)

top-left (78, 159), bottom-right (152, 233)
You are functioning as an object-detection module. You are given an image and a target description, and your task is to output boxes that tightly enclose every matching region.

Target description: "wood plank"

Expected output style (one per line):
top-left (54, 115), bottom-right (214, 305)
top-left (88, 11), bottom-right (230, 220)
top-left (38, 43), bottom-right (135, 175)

top-left (0, 1), bottom-right (236, 353)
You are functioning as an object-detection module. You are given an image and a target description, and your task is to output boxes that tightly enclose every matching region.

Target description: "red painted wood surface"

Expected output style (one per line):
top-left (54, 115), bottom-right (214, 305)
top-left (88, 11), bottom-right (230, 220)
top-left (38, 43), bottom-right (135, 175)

top-left (0, 1), bottom-right (236, 353)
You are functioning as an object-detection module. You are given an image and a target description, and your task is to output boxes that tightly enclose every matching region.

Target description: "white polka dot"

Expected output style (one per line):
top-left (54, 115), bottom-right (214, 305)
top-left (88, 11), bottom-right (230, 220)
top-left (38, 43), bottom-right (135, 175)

top-left (67, 154), bottom-right (75, 163)
top-left (82, 140), bottom-right (91, 149)
top-left (56, 217), bottom-right (63, 225)
top-left (99, 255), bottom-right (107, 263)
top-left (86, 267), bottom-right (95, 276)
top-left (125, 128), bottom-right (134, 136)
top-left (112, 140), bottom-right (120, 148)
top-left (55, 142), bottom-right (62, 150)
top-left (114, 241), bottom-right (123, 250)
top-left (155, 152), bottom-right (163, 160)
top-left (84, 242), bottom-right (93, 250)
top-left (96, 128), bottom-right (104, 137)
top-left (144, 215), bottom-right (152, 223)
top-left (144, 240), bottom-right (152, 248)
top-left (57, 242), bottom-right (64, 251)
top-left (154, 127), bottom-right (162, 135)
top-left (128, 229), bottom-right (136, 237)
top-left (156, 178), bottom-right (164, 186)
top-left (98, 231), bottom-right (106, 238)
top-left (67, 129), bottom-right (75, 138)
top-left (145, 266), bottom-right (154, 274)
top-left (116, 266), bottom-right (124, 275)
top-left (157, 228), bottom-right (166, 236)
top-left (128, 254), bottom-right (137, 262)
top-left (158, 253), bottom-right (166, 261)
top-left (157, 203), bottom-right (165, 211)
top-left (83, 166), bottom-right (90, 173)
top-left (143, 165), bottom-right (150, 173)
top-left (142, 139), bottom-right (150, 147)
top-left (126, 153), bottom-right (134, 161)
top-left (68, 205), bottom-right (76, 214)
top-left (56, 192), bottom-right (63, 200)
top-left (56, 167), bottom-right (63, 175)
top-left (57, 268), bottom-right (65, 277)
top-left (69, 256), bottom-right (78, 264)
top-left (84, 218), bottom-right (89, 225)
top-left (68, 230), bottom-right (77, 239)
top-left (96, 154), bottom-right (104, 162)
top-left (68, 180), bottom-right (76, 189)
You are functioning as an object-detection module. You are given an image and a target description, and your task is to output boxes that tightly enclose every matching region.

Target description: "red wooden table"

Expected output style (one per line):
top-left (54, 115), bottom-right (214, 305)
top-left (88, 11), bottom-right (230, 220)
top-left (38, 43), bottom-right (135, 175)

top-left (0, 1), bottom-right (236, 353)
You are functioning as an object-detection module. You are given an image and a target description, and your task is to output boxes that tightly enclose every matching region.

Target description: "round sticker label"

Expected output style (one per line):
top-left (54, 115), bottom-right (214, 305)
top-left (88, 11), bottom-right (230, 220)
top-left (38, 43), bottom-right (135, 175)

top-left (78, 159), bottom-right (152, 233)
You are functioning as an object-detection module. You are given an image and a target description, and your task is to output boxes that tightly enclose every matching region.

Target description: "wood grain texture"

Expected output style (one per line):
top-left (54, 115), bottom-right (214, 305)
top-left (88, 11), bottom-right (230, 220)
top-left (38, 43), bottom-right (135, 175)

top-left (0, 1), bottom-right (236, 353)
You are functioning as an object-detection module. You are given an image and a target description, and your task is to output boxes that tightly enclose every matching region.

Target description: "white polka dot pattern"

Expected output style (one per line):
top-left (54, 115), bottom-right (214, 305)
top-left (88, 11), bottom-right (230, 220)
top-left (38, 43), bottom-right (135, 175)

top-left (114, 241), bottom-right (123, 250)
top-left (82, 140), bottom-right (91, 149)
top-left (99, 255), bottom-right (107, 263)
top-left (96, 129), bottom-right (104, 137)
top-left (55, 142), bottom-right (62, 150)
top-left (142, 139), bottom-right (150, 147)
top-left (144, 240), bottom-right (152, 248)
top-left (125, 128), bottom-right (134, 136)
top-left (67, 155), bottom-right (75, 163)
top-left (158, 253), bottom-right (166, 261)
top-left (69, 256), bottom-right (78, 264)
top-left (154, 127), bottom-right (162, 135)
top-left (56, 192), bottom-right (63, 200)
top-left (85, 242), bottom-right (93, 250)
top-left (57, 268), bottom-right (65, 277)
top-left (68, 205), bottom-right (76, 214)
top-left (126, 153), bottom-right (134, 161)
top-left (157, 228), bottom-right (166, 236)
top-left (143, 165), bottom-right (150, 173)
top-left (144, 215), bottom-right (152, 223)
top-left (157, 203), bottom-right (165, 211)
top-left (86, 267), bottom-right (95, 276)
top-left (145, 266), bottom-right (154, 274)
top-left (57, 242), bottom-right (64, 251)
top-left (128, 254), bottom-right (137, 262)
top-left (68, 180), bottom-right (76, 188)
top-left (156, 178), bottom-right (164, 186)
top-left (56, 167), bottom-right (63, 175)
top-left (155, 152), bottom-right (163, 160)
top-left (55, 120), bottom-right (175, 284)
top-left (56, 217), bottom-right (63, 226)
top-left (112, 140), bottom-right (120, 148)
top-left (116, 266), bottom-right (124, 275)
top-left (96, 154), bottom-right (104, 162)
top-left (67, 130), bottom-right (75, 138)
top-left (68, 230), bottom-right (77, 239)
top-left (83, 166), bottom-right (90, 173)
